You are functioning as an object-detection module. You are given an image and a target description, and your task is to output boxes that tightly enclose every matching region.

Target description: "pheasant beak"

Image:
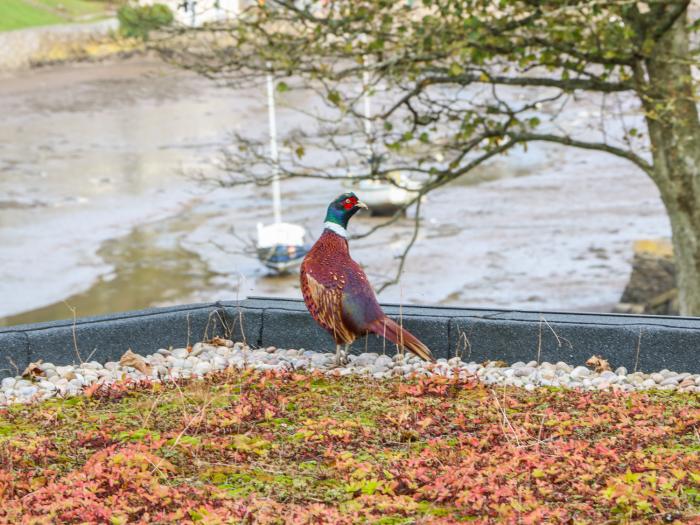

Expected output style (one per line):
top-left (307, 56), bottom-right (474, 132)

top-left (355, 200), bottom-right (368, 210)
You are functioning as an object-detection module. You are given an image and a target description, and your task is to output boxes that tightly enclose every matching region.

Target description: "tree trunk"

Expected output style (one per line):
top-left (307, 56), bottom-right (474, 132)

top-left (640, 10), bottom-right (700, 316)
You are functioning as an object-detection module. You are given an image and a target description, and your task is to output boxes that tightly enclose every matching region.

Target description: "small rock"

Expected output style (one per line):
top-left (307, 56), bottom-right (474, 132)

top-left (375, 355), bottom-right (393, 368)
top-left (641, 379), bottom-right (657, 389)
top-left (615, 367), bottom-right (628, 376)
top-left (355, 353), bottom-right (378, 366)
top-left (311, 354), bottom-right (330, 367)
top-left (514, 366), bottom-right (535, 378)
top-left (539, 369), bottom-right (557, 381)
top-left (650, 373), bottom-right (664, 383)
top-left (571, 366), bottom-right (591, 379)
top-left (18, 386), bottom-right (38, 398)
top-left (189, 343), bottom-right (207, 356)
top-left (1, 377), bottom-right (16, 391)
top-left (193, 362), bottom-right (212, 376)
top-left (600, 371), bottom-right (618, 381)
top-left (556, 361), bottom-right (572, 372)
top-left (216, 347), bottom-right (232, 357)
top-left (56, 366), bottom-right (74, 377)
top-left (659, 377), bottom-right (679, 386)
top-left (678, 378), bottom-right (695, 389)
top-left (370, 364), bottom-right (388, 374)
top-left (212, 356), bottom-right (228, 369)
top-left (447, 357), bottom-right (462, 367)
top-left (172, 348), bottom-right (189, 359)
top-left (464, 363), bottom-right (481, 374)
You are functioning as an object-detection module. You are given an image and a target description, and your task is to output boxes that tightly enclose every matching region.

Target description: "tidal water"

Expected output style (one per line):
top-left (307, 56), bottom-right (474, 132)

top-left (0, 57), bottom-right (670, 326)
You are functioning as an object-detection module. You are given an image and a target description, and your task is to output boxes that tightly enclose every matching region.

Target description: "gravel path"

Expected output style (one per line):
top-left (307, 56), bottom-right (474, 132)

top-left (2, 340), bottom-right (699, 406)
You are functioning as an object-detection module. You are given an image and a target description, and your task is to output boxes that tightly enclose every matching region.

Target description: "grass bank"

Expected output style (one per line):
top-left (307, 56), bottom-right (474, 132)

top-left (0, 0), bottom-right (121, 32)
top-left (0, 371), bottom-right (698, 523)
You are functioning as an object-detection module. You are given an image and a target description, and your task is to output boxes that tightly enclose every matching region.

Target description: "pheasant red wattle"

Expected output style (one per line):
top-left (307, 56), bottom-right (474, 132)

top-left (300, 193), bottom-right (434, 364)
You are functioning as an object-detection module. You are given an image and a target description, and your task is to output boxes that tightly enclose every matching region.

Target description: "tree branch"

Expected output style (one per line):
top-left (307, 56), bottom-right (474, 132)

top-left (506, 132), bottom-right (653, 175)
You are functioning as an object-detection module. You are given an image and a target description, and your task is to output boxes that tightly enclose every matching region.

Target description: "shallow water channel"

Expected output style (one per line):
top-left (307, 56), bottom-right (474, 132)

top-left (0, 58), bottom-right (671, 326)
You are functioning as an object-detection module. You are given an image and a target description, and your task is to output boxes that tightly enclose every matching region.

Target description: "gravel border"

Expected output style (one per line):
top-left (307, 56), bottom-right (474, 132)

top-left (1, 340), bottom-right (699, 406)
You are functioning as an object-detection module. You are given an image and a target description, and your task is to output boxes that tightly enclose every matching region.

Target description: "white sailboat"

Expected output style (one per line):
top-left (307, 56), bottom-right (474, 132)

top-left (344, 66), bottom-right (421, 216)
top-left (256, 69), bottom-right (310, 273)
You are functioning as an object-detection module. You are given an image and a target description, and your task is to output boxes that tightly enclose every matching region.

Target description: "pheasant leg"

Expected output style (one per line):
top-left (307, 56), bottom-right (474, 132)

top-left (334, 344), bottom-right (349, 366)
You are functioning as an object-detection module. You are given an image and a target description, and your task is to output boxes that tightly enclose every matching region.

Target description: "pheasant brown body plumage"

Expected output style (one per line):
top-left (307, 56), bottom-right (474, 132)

top-left (300, 193), bottom-right (434, 364)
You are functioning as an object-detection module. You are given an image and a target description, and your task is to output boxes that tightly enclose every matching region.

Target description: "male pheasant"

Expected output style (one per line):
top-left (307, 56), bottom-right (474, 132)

top-left (300, 192), bottom-right (435, 365)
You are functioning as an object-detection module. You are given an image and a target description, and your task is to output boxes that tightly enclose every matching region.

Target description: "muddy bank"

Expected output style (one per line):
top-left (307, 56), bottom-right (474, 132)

top-left (0, 57), bottom-right (671, 325)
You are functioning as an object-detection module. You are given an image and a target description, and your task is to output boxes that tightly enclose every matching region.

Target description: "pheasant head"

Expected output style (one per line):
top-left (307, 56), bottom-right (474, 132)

top-left (324, 193), bottom-right (368, 233)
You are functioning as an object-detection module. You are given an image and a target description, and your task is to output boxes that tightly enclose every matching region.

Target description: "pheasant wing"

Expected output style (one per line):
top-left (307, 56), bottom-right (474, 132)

top-left (302, 272), bottom-right (356, 344)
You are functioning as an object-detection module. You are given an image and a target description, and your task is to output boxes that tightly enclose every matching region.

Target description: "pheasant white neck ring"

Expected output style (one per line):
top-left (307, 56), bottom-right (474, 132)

top-left (324, 221), bottom-right (347, 238)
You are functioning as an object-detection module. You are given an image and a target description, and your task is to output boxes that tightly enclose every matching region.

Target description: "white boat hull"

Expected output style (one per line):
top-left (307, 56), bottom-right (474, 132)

top-left (343, 175), bottom-right (421, 216)
top-left (256, 222), bottom-right (309, 273)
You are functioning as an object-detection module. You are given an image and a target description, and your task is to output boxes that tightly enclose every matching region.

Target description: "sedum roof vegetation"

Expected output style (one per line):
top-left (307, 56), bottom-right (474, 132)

top-left (0, 370), bottom-right (698, 524)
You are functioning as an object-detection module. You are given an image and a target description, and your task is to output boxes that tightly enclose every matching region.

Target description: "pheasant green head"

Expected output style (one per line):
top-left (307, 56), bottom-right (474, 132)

top-left (324, 192), bottom-right (368, 231)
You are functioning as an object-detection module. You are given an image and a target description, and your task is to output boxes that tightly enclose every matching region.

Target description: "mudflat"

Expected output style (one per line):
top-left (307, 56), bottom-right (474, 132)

top-left (0, 57), bottom-right (670, 325)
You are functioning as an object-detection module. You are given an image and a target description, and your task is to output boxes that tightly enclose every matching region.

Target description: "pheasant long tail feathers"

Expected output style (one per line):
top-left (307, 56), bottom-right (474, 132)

top-left (368, 317), bottom-right (435, 363)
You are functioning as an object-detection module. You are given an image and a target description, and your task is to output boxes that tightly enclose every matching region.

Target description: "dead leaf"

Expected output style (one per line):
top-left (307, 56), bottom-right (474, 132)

top-left (84, 381), bottom-right (102, 398)
top-left (586, 355), bottom-right (611, 373)
top-left (119, 349), bottom-right (153, 376)
top-left (482, 360), bottom-right (508, 368)
top-left (22, 360), bottom-right (45, 380)
top-left (208, 336), bottom-right (233, 348)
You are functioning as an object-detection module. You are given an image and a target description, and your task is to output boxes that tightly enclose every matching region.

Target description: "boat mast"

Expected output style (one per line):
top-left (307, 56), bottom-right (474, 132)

top-left (266, 65), bottom-right (282, 224)
top-left (362, 45), bottom-right (373, 161)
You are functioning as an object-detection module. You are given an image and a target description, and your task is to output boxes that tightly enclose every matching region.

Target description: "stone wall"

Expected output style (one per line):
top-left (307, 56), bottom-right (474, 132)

top-left (0, 19), bottom-right (132, 71)
top-left (616, 239), bottom-right (678, 315)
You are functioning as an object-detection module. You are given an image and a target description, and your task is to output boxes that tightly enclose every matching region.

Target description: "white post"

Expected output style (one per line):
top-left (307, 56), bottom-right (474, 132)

top-left (266, 65), bottom-right (282, 224)
top-left (362, 68), bottom-right (372, 136)
top-left (361, 34), bottom-right (373, 160)
top-left (189, 0), bottom-right (197, 27)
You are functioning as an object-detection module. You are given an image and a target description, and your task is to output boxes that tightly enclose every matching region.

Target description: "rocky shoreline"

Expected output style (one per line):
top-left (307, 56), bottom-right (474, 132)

top-left (1, 340), bottom-right (698, 406)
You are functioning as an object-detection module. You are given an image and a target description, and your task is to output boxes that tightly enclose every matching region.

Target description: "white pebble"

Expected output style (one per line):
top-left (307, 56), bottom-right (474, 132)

top-left (571, 366), bottom-right (591, 379)
top-left (18, 386), bottom-right (38, 398)
top-left (375, 355), bottom-right (393, 368)
top-left (56, 366), bottom-right (74, 377)
top-left (193, 362), bottom-right (212, 376)
top-left (172, 348), bottom-right (189, 359)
